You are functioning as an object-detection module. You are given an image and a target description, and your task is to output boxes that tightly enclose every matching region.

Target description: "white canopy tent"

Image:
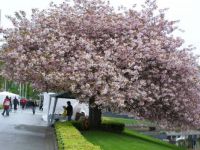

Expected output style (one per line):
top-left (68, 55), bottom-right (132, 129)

top-left (0, 91), bottom-right (20, 104)
top-left (42, 92), bottom-right (89, 125)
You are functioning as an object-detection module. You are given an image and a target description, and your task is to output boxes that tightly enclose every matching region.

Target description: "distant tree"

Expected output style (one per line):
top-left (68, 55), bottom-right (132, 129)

top-left (1, 0), bottom-right (200, 128)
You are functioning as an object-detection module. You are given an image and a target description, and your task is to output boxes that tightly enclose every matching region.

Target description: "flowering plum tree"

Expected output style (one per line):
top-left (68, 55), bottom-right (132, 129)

top-left (1, 0), bottom-right (200, 128)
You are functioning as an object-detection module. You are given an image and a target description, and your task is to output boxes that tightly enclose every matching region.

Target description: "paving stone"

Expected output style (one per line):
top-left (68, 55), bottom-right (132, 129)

top-left (0, 108), bottom-right (55, 150)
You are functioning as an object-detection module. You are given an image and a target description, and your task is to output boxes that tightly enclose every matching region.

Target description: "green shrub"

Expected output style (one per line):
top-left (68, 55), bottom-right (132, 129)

top-left (71, 121), bottom-right (83, 130)
top-left (72, 120), bottom-right (125, 133)
top-left (55, 121), bottom-right (101, 150)
top-left (0, 104), bottom-right (3, 109)
top-left (71, 119), bottom-right (90, 131)
top-left (100, 120), bottom-right (125, 133)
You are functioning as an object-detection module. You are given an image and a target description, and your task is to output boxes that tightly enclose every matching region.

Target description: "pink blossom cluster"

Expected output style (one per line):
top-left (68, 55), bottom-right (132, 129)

top-left (1, 0), bottom-right (200, 128)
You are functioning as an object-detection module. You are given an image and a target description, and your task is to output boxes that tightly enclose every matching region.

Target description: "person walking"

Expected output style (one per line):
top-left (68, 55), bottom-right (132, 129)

top-left (2, 96), bottom-right (11, 116)
top-left (30, 100), bottom-right (37, 115)
top-left (13, 97), bottom-right (19, 111)
top-left (9, 97), bottom-right (12, 111)
top-left (20, 98), bottom-right (27, 109)
top-left (66, 101), bottom-right (73, 121)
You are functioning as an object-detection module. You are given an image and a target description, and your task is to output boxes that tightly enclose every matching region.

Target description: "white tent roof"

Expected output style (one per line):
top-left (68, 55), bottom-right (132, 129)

top-left (0, 91), bottom-right (20, 97)
top-left (0, 91), bottom-right (20, 104)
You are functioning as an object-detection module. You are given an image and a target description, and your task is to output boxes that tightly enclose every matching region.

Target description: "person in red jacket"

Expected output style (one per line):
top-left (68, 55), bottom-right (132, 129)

top-left (2, 96), bottom-right (11, 116)
top-left (20, 98), bottom-right (27, 109)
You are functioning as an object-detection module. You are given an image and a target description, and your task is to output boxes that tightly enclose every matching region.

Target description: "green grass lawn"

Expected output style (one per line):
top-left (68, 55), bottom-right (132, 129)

top-left (81, 129), bottom-right (185, 150)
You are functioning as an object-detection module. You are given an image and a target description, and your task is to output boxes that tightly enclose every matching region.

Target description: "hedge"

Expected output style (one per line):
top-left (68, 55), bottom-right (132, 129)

top-left (71, 120), bottom-right (125, 133)
top-left (55, 122), bottom-right (101, 150)
top-left (100, 120), bottom-right (125, 133)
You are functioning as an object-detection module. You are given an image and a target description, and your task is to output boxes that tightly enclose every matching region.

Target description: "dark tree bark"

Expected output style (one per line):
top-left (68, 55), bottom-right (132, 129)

top-left (89, 96), bottom-right (101, 128)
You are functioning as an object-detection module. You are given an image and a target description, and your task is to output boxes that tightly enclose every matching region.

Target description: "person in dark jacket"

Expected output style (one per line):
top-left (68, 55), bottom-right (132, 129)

top-left (9, 97), bottom-right (12, 111)
top-left (66, 101), bottom-right (73, 121)
top-left (30, 100), bottom-right (37, 115)
top-left (13, 97), bottom-right (19, 111)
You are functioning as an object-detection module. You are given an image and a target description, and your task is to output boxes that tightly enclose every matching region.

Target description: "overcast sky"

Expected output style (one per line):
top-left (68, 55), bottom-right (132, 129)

top-left (1, 0), bottom-right (200, 56)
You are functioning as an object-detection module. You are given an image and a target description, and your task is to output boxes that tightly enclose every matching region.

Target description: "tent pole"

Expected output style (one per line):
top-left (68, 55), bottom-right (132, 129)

top-left (51, 97), bottom-right (58, 125)
top-left (47, 95), bottom-right (52, 126)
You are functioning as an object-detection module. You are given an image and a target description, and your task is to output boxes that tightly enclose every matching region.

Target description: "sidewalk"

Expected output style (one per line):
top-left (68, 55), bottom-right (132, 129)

top-left (0, 108), bottom-right (56, 150)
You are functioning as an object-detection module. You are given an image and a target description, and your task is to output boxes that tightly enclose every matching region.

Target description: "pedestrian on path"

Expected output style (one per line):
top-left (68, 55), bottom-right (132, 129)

top-left (30, 100), bottom-right (37, 115)
top-left (13, 97), bottom-right (19, 111)
top-left (20, 98), bottom-right (27, 109)
top-left (2, 96), bottom-right (10, 116)
top-left (9, 97), bottom-right (12, 111)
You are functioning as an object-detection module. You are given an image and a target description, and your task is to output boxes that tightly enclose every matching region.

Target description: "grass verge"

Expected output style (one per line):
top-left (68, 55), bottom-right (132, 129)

top-left (81, 128), bottom-right (185, 150)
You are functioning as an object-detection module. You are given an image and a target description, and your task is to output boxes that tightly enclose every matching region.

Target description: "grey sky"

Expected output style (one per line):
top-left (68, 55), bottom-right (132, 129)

top-left (0, 0), bottom-right (200, 56)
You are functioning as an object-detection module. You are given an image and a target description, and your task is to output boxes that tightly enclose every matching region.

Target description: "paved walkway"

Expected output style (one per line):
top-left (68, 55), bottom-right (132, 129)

top-left (0, 108), bottom-right (56, 150)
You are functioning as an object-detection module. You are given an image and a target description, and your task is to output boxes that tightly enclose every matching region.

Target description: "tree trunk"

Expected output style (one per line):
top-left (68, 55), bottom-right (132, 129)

top-left (89, 97), bottom-right (101, 129)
